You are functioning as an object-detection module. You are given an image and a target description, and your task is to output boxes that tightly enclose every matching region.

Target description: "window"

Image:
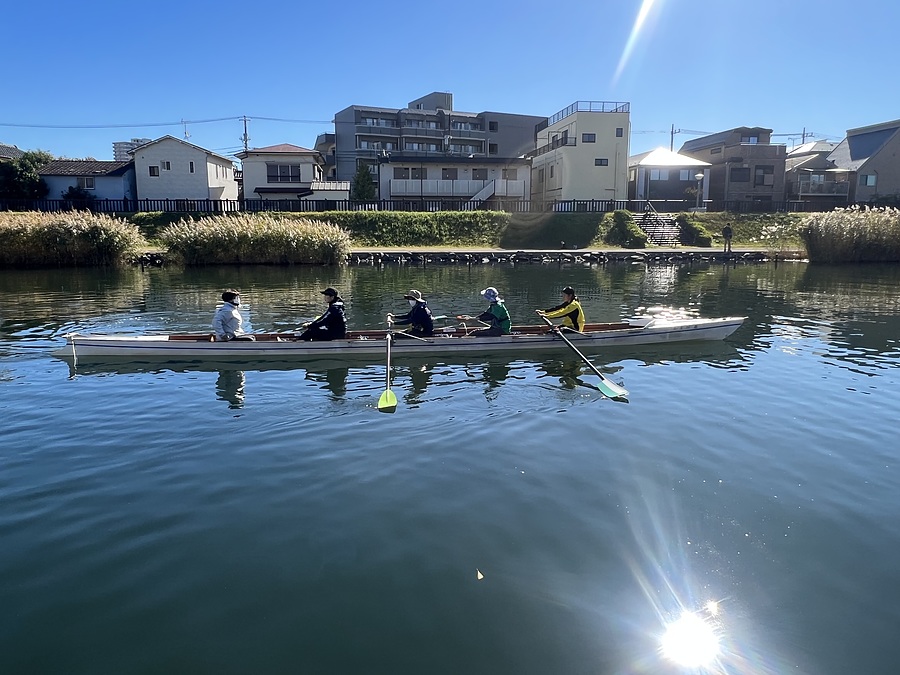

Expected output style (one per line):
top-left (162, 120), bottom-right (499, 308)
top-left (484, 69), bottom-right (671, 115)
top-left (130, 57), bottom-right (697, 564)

top-left (441, 168), bottom-right (458, 180)
top-left (149, 166), bottom-right (159, 176)
top-left (582, 133), bottom-right (596, 143)
top-left (538, 168), bottom-right (545, 183)
top-left (616, 127), bottom-right (624, 137)
top-left (267, 163), bottom-right (302, 183)
top-left (501, 168), bottom-right (518, 180)
top-left (472, 168), bottom-right (488, 180)
top-left (361, 117), bottom-right (395, 127)
top-left (649, 168), bottom-right (668, 180)
top-left (451, 121), bottom-right (481, 131)
top-left (754, 165), bottom-right (774, 186)
top-left (189, 161), bottom-right (195, 174)
top-left (730, 167), bottom-right (751, 182)
top-left (595, 158), bottom-right (609, 167)
top-left (679, 170), bottom-right (691, 181)
top-left (411, 167), bottom-right (426, 180)
top-left (489, 143), bottom-right (498, 155)
top-left (741, 135), bottom-right (759, 144)
top-left (393, 167), bottom-right (410, 179)
top-left (860, 174), bottom-right (877, 187)
top-left (489, 121), bottom-right (498, 132)
top-left (162, 160), bottom-right (171, 171)
top-left (76, 176), bottom-right (95, 190)
top-left (549, 165), bottom-right (554, 178)
top-left (405, 142), bottom-right (440, 151)
top-left (710, 147), bottom-right (722, 154)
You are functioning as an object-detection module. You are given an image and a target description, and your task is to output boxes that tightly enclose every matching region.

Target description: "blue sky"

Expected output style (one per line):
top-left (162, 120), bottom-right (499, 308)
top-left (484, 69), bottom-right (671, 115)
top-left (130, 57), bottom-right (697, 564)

top-left (3, 0), bottom-right (897, 162)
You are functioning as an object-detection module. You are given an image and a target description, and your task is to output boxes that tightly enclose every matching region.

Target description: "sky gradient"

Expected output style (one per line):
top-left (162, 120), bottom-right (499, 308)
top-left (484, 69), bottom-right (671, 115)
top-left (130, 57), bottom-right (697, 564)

top-left (3, 0), bottom-right (897, 162)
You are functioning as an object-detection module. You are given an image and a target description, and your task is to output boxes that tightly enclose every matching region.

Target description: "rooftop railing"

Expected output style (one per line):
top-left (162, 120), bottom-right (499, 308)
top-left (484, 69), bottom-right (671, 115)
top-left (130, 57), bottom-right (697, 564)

top-left (536, 101), bottom-right (630, 133)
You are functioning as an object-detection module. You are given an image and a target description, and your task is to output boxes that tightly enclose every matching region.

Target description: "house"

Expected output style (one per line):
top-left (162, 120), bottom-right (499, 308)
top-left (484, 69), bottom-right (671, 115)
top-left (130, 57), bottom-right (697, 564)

top-left (1, 143), bottom-right (24, 162)
top-left (828, 119), bottom-right (900, 202)
top-left (131, 136), bottom-right (238, 201)
top-left (314, 133), bottom-right (337, 181)
top-left (528, 101), bottom-right (631, 204)
top-left (784, 141), bottom-right (849, 207)
top-left (332, 92), bottom-right (544, 192)
top-left (680, 127), bottom-right (786, 208)
top-left (236, 143), bottom-right (352, 204)
top-left (628, 147), bottom-right (711, 206)
top-left (37, 159), bottom-right (136, 201)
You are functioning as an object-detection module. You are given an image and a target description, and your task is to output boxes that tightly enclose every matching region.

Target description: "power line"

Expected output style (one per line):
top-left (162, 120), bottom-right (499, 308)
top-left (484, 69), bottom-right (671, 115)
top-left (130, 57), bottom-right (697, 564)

top-left (0, 115), bottom-right (332, 130)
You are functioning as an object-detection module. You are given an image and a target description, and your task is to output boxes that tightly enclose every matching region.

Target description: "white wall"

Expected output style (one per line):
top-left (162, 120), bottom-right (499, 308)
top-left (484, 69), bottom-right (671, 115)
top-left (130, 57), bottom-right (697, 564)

top-left (241, 152), bottom-right (321, 198)
top-left (134, 137), bottom-right (237, 200)
top-left (43, 173), bottom-right (134, 200)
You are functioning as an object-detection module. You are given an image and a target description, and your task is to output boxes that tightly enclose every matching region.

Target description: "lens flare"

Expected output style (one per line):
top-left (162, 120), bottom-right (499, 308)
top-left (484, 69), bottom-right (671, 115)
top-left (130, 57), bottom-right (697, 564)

top-left (660, 612), bottom-right (720, 668)
top-left (613, 0), bottom-right (661, 83)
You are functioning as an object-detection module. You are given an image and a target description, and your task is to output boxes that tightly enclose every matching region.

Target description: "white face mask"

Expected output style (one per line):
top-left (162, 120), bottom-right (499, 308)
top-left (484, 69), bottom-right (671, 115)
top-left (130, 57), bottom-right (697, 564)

top-left (408, 299), bottom-right (417, 307)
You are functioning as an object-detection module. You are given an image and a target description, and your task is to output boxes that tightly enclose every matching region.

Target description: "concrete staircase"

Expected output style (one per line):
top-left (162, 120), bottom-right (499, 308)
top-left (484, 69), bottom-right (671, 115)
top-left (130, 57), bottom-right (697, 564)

top-left (638, 211), bottom-right (680, 246)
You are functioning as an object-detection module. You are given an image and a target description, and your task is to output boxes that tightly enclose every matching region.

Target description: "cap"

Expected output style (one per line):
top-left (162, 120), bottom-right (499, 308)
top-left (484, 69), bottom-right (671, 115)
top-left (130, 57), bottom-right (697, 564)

top-left (403, 289), bottom-right (423, 301)
top-left (562, 286), bottom-right (575, 295)
top-left (320, 287), bottom-right (338, 297)
top-left (481, 286), bottom-right (499, 302)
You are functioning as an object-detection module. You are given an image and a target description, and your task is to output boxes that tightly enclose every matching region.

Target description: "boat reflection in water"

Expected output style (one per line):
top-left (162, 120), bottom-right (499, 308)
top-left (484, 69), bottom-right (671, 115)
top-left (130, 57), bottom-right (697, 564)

top-left (215, 369), bottom-right (246, 409)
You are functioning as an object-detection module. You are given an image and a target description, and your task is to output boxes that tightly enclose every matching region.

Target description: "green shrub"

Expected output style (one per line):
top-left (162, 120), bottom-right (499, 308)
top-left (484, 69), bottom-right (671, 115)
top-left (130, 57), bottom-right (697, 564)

top-left (0, 211), bottom-right (147, 267)
top-left (802, 206), bottom-right (900, 263)
top-left (675, 213), bottom-right (713, 246)
top-left (603, 210), bottom-right (647, 248)
top-left (501, 212), bottom-right (604, 248)
top-left (159, 213), bottom-right (352, 264)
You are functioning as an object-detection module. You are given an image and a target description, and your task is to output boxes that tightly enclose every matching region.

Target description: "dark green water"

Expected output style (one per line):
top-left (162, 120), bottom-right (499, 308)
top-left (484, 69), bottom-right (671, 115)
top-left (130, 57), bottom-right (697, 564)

top-left (2, 260), bottom-right (900, 674)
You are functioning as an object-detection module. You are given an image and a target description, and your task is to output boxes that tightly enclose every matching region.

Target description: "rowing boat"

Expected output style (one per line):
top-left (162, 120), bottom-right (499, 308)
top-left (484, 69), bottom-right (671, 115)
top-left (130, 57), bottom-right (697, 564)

top-left (54, 313), bottom-right (745, 361)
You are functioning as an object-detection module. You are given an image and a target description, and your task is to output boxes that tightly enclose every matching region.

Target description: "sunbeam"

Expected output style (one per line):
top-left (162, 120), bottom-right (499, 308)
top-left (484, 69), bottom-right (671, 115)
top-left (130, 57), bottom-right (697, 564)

top-left (613, 0), bottom-right (661, 84)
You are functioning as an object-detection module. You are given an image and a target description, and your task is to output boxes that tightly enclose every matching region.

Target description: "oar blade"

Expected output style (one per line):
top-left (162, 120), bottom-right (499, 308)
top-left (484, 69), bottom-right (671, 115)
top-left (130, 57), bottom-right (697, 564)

top-left (377, 389), bottom-right (398, 413)
top-left (594, 377), bottom-right (629, 400)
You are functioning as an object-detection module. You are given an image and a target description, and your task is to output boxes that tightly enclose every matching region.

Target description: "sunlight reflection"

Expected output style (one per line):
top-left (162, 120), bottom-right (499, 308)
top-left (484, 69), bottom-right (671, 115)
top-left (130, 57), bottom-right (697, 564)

top-left (661, 611), bottom-right (720, 668)
top-left (613, 0), bottom-right (662, 83)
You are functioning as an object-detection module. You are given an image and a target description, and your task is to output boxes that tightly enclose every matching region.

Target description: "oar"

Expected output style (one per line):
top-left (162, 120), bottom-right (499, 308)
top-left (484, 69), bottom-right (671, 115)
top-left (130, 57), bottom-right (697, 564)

top-left (377, 330), bottom-right (398, 413)
top-left (537, 313), bottom-right (629, 399)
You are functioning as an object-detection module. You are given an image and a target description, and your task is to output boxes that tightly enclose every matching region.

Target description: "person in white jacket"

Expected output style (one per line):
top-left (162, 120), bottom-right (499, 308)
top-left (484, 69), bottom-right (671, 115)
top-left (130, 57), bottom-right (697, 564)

top-left (212, 290), bottom-right (254, 341)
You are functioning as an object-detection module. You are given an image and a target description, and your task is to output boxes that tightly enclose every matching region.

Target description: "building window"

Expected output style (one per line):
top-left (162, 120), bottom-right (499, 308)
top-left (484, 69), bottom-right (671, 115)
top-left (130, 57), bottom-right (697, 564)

top-left (501, 168), bottom-right (518, 180)
top-left (741, 135), bottom-right (759, 144)
top-left (616, 127), bottom-right (624, 137)
top-left (442, 168), bottom-right (458, 180)
top-left (754, 165), bottom-right (775, 186)
top-left (538, 168), bottom-right (545, 183)
top-left (393, 167), bottom-right (410, 179)
top-left (595, 158), bottom-right (609, 167)
top-left (162, 160), bottom-right (171, 171)
top-left (730, 167), bottom-right (751, 182)
top-left (189, 161), bottom-right (195, 174)
top-left (405, 142), bottom-right (440, 152)
top-left (489, 143), bottom-right (498, 155)
top-left (679, 169), bottom-right (695, 180)
top-left (411, 167), bottom-right (426, 180)
top-left (710, 147), bottom-right (722, 154)
top-left (76, 176), bottom-right (95, 190)
top-left (550, 165), bottom-right (555, 178)
top-left (489, 121), bottom-right (498, 132)
top-left (149, 166), bottom-right (159, 176)
top-left (472, 168), bottom-right (488, 180)
top-left (267, 163), bottom-right (302, 183)
top-left (860, 174), bottom-right (877, 187)
top-left (451, 121), bottom-right (481, 131)
top-left (361, 117), bottom-right (396, 127)
top-left (582, 133), bottom-right (596, 143)
top-left (649, 168), bottom-right (668, 180)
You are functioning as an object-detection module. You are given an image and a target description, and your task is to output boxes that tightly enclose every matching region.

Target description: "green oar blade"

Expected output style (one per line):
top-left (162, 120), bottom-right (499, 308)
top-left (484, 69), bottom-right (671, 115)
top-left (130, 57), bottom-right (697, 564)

top-left (377, 389), bottom-right (398, 413)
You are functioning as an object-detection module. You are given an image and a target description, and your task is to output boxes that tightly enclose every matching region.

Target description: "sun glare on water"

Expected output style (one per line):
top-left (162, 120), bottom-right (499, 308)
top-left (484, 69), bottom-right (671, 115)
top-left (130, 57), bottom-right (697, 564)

top-left (660, 612), bottom-right (720, 668)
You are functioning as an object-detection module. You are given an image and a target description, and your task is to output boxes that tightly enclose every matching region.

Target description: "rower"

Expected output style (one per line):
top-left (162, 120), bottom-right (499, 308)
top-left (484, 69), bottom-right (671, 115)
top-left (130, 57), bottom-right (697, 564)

top-left (536, 286), bottom-right (585, 332)
top-left (387, 289), bottom-right (434, 337)
top-left (212, 290), bottom-right (256, 341)
top-left (296, 288), bottom-right (347, 341)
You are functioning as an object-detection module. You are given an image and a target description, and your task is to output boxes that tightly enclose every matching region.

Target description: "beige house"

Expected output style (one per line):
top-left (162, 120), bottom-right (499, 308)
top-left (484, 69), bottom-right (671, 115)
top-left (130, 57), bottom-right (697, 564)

top-left (529, 101), bottom-right (631, 204)
top-left (828, 119), bottom-right (900, 202)
top-left (132, 136), bottom-right (238, 201)
top-left (784, 141), bottom-right (850, 207)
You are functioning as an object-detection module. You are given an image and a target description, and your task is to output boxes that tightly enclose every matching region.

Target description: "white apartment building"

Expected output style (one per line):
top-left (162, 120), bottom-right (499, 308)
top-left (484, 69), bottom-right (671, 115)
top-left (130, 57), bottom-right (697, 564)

top-left (113, 138), bottom-right (152, 161)
top-left (529, 101), bottom-right (631, 203)
top-left (132, 136), bottom-right (238, 201)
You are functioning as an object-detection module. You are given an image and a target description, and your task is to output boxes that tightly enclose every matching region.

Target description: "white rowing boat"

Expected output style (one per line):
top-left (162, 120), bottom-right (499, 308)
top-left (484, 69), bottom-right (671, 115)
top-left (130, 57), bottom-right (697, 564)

top-left (54, 314), bottom-right (745, 361)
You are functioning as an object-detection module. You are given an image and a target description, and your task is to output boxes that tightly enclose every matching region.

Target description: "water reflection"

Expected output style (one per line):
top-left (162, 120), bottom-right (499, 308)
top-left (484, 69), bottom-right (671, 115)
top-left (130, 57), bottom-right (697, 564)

top-left (215, 369), bottom-right (245, 409)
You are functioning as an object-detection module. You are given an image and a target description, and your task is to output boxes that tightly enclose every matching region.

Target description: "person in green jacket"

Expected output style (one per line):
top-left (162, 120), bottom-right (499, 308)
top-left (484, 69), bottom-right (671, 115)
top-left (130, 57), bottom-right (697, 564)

top-left (537, 286), bottom-right (586, 332)
top-left (459, 286), bottom-right (511, 336)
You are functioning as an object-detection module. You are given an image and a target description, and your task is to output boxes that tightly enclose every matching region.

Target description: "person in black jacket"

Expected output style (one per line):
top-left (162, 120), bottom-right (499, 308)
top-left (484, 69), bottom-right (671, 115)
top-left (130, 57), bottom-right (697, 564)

top-left (387, 289), bottom-right (434, 337)
top-left (297, 288), bottom-right (347, 341)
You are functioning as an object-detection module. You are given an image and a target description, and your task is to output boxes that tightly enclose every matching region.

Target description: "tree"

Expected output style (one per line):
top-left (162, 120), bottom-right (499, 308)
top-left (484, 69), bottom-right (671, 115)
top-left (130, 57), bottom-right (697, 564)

top-left (351, 163), bottom-right (377, 201)
top-left (60, 185), bottom-right (97, 210)
top-left (0, 150), bottom-right (53, 199)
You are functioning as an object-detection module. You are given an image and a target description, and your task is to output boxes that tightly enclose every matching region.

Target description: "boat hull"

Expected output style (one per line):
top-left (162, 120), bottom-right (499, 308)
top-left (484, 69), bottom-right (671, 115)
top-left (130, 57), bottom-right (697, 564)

top-left (54, 318), bottom-right (745, 361)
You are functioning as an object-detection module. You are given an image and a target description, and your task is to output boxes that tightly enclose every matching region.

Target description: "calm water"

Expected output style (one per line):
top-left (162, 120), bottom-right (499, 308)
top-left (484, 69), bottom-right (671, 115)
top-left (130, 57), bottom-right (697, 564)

top-left (2, 260), bottom-right (900, 674)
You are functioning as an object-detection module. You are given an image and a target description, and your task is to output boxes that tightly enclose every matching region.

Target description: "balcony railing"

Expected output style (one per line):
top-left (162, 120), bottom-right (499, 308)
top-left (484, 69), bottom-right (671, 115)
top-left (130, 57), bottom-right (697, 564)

top-left (536, 101), bottom-right (630, 133)
top-left (389, 178), bottom-right (525, 198)
top-left (526, 136), bottom-right (576, 159)
top-left (798, 180), bottom-right (851, 196)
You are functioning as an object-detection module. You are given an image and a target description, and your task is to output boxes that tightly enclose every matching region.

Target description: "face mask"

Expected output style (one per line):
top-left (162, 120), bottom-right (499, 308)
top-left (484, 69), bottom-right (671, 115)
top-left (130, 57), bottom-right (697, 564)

top-left (408, 299), bottom-right (417, 307)
top-left (232, 298), bottom-right (241, 306)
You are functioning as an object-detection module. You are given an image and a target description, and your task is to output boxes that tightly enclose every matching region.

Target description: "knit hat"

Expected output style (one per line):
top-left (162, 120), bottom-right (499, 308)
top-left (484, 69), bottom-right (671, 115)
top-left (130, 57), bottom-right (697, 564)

top-left (404, 289), bottom-right (423, 301)
top-left (481, 286), bottom-right (500, 302)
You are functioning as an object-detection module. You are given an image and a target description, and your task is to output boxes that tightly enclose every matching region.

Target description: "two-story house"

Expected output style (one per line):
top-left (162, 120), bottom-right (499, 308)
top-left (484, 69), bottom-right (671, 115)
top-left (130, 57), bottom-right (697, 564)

top-left (783, 141), bottom-right (850, 208)
top-left (132, 136), bottom-right (238, 201)
top-left (680, 127), bottom-right (786, 208)
top-left (38, 160), bottom-right (136, 202)
top-left (828, 119), bottom-right (900, 203)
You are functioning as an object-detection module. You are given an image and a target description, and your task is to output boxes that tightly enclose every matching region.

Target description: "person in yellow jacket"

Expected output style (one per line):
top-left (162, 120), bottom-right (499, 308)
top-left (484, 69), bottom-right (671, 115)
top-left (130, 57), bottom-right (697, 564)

top-left (536, 286), bottom-right (586, 332)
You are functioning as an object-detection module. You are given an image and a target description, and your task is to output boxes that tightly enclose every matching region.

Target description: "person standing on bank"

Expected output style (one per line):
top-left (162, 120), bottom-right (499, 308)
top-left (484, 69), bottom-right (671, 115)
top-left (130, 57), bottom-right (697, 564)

top-left (297, 287), bottom-right (347, 341)
top-left (536, 286), bottom-right (586, 332)
top-left (722, 223), bottom-right (734, 253)
top-left (459, 286), bottom-right (511, 337)
top-left (213, 290), bottom-right (255, 341)
top-left (388, 289), bottom-right (434, 337)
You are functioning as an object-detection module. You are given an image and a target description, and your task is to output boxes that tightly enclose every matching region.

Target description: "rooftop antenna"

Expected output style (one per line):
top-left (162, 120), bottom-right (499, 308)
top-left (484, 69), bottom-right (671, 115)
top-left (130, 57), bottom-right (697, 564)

top-left (181, 119), bottom-right (190, 140)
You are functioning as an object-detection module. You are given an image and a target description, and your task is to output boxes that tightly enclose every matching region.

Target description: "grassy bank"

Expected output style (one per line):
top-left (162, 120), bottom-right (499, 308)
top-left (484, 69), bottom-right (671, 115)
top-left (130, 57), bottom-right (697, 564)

top-left (802, 206), bottom-right (900, 263)
top-left (0, 211), bottom-right (147, 267)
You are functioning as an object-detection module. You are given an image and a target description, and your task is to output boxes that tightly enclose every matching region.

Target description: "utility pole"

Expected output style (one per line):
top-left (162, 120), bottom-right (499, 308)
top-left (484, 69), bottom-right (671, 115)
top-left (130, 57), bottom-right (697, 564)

top-left (241, 116), bottom-right (251, 152)
top-left (670, 124), bottom-right (675, 151)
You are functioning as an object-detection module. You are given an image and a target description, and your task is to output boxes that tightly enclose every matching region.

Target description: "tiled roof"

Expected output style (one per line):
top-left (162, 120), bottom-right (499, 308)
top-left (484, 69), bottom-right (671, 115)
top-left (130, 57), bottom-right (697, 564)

top-left (0, 143), bottom-right (24, 160)
top-left (38, 160), bottom-right (133, 177)
top-left (251, 143), bottom-right (316, 153)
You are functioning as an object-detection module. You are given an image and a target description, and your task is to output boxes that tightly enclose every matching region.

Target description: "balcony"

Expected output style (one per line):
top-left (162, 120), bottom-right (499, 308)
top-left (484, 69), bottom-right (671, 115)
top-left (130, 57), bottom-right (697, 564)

top-left (798, 179), bottom-right (850, 196)
top-left (355, 124), bottom-right (400, 136)
top-left (390, 178), bottom-right (525, 198)
top-left (526, 136), bottom-right (576, 159)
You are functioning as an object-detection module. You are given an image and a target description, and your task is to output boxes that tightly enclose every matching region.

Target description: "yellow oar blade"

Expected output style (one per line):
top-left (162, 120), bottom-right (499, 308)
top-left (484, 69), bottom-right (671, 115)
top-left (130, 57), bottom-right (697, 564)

top-left (377, 389), bottom-right (398, 413)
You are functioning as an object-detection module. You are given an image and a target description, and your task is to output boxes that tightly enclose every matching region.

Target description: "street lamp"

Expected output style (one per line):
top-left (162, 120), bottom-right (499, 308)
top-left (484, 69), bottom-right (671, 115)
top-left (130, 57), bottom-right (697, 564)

top-left (694, 172), bottom-right (704, 209)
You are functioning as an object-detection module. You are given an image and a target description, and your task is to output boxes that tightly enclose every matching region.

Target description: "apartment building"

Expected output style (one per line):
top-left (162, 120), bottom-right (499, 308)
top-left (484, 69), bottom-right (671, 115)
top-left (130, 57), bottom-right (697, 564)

top-left (528, 101), bottom-right (631, 203)
top-left (113, 138), bottom-right (152, 161)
